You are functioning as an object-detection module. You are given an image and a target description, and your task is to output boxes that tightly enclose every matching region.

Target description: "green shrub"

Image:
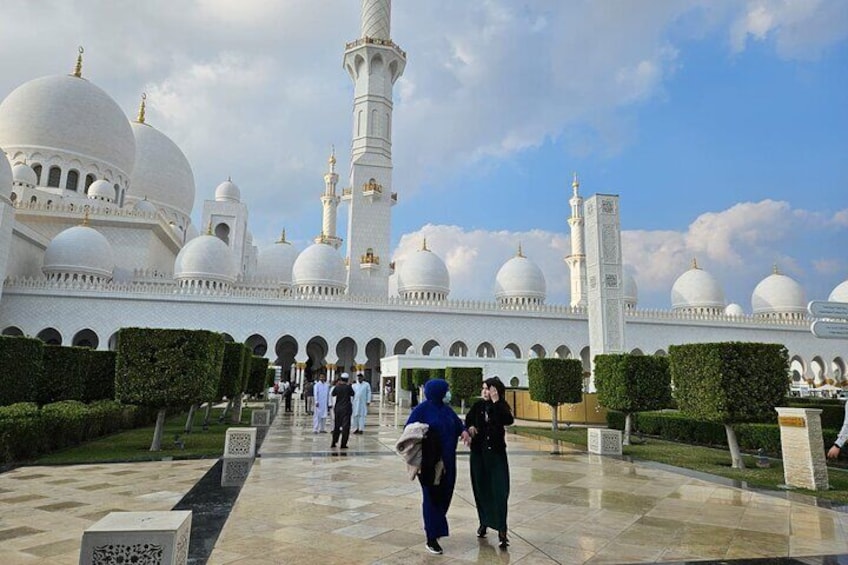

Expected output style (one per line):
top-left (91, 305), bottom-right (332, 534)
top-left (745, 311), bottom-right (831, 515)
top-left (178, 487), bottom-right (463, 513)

top-left (445, 367), bottom-right (482, 406)
top-left (245, 357), bottom-right (269, 396)
top-left (595, 354), bottom-right (671, 413)
top-left (430, 368), bottom-right (446, 381)
top-left (528, 358), bottom-right (583, 430)
top-left (218, 343), bottom-right (246, 400)
top-left (400, 368), bottom-right (416, 392)
top-left (115, 328), bottom-right (225, 409)
top-left (0, 336), bottom-right (44, 406)
top-left (412, 368), bottom-right (431, 388)
top-left (84, 350), bottom-right (117, 403)
top-left (241, 345), bottom-right (253, 392)
top-left (42, 346), bottom-right (89, 404)
top-left (41, 400), bottom-right (88, 450)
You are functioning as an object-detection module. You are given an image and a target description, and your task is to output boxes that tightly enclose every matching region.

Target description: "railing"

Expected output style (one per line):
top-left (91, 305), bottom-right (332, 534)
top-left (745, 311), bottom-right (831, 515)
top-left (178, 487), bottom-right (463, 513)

top-left (345, 37), bottom-right (407, 59)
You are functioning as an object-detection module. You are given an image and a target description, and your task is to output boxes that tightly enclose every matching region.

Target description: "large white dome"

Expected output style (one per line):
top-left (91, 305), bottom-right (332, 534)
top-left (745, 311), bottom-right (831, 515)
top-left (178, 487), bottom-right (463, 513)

top-left (397, 244), bottom-right (450, 299)
top-left (43, 225), bottom-right (114, 281)
top-left (0, 74), bottom-right (135, 178)
top-left (671, 261), bottom-right (725, 312)
top-left (174, 234), bottom-right (237, 284)
top-left (495, 251), bottom-right (546, 305)
top-left (830, 279), bottom-right (848, 303)
top-left (292, 242), bottom-right (345, 292)
top-left (0, 152), bottom-right (11, 199)
top-left (256, 233), bottom-right (298, 286)
top-left (129, 121), bottom-right (195, 217)
top-left (752, 269), bottom-right (806, 318)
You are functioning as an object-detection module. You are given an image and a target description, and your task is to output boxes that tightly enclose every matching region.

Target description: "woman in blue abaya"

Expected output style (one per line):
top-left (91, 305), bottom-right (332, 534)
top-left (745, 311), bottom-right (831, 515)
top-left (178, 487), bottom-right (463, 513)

top-left (406, 379), bottom-right (470, 555)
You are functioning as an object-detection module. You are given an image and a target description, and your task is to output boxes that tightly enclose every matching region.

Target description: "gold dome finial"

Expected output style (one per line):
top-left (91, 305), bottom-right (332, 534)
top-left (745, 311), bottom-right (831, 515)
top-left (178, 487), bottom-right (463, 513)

top-left (572, 172), bottom-right (579, 191)
top-left (136, 93), bottom-right (147, 123)
top-left (277, 229), bottom-right (287, 243)
top-left (206, 220), bottom-right (213, 235)
top-left (82, 206), bottom-right (90, 226)
top-left (773, 263), bottom-right (779, 275)
top-left (691, 257), bottom-right (699, 269)
top-left (329, 145), bottom-right (336, 166)
top-left (517, 242), bottom-right (525, 258)
top-left (422, 238), bottom-right (429, 251)
top-left (72, 46), bottom-right (84, 78)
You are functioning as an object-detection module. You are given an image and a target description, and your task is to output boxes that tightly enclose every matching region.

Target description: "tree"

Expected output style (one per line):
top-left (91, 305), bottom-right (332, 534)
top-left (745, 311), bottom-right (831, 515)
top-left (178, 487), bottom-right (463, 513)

top-left (115, 328), bottom-right (225, 451)
top-left (595, 354), bottom-right (671, 445)
top-left (669, 342), bottom-right (789, 469)
top-left (232, 345), bottom-right (252, 423)
top-left (528, 358), bottom-right (583, 431)
top-left (245, 356), bottom-right (269, 397)
top-left (446, 367), bottom-right (482, 412)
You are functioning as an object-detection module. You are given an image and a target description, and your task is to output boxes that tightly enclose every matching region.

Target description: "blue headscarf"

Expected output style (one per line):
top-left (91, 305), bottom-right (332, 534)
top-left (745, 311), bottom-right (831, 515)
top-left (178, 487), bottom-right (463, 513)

top-left (424, 378), bottom-right (449, 404)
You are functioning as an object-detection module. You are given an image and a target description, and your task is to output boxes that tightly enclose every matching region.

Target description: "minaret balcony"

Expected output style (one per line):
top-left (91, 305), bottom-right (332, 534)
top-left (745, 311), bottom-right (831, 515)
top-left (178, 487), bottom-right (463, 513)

top-left (341, 187), bottom-right (353, 201)
top-left (360, 250), bottom-right (380, 270)
top-left (345, 37), bottom-right (407, 60)
top-left (363, 180), bottom-right (383, 202)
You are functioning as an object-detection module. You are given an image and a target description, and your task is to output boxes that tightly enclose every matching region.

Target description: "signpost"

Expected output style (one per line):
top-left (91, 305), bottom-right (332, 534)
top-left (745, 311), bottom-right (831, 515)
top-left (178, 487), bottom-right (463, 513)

top-left (808, 301), bottom-right (848, 340)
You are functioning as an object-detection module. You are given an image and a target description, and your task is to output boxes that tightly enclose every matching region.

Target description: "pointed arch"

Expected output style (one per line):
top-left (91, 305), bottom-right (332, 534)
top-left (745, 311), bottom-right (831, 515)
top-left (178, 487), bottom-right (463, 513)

top-left (449, 341), bottom-right (468, 357)
top-left (503, 343), bottom-right (521, 359)
top-left (72, 329), bottom-right (99, 349)
top-left (530, 344), bottom-right (546, 359)
top-left (422, 340), bottom-right (441, 356)
top-left (394, 338), bottom-right (413, 355)
top-left (554, 345), bottom-right (571, 359)
top-left (246, 334), bottom-right (268, 356)
top-left (476, 342), bottom-right (495, 358)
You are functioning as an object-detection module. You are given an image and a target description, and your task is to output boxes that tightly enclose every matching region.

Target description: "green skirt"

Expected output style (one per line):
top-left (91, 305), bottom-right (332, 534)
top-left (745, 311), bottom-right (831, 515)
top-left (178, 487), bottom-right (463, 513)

top-left (469, 449), bottom-right (510, 531)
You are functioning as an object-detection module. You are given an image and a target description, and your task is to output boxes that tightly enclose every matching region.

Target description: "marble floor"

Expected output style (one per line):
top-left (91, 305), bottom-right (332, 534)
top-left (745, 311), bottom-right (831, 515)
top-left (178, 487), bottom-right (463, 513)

top-left (209, 405), bottom-right (848, 564)
top-left (2, 403), bottom-right (848, 564)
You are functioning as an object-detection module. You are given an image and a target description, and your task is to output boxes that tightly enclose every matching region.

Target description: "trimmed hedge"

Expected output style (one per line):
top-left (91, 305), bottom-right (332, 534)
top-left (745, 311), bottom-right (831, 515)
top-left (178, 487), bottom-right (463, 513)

top-left (401, 368), bottom-right (417, 392)
top-left (412, 368), bottom-right (431, 388)
top-left (0, 335), bottom-right (44, 406)
top-left (595, 354), bottom-right (671, 413)
top-left (115, 328), bottom-right (225, 409)
top-left (0, 400), bottom-right (155, 465)
top-left (446, 367), bottom-right (482, 406)
top-left (245, 356), bottom-right (269, 396)
top-left (430, 368), bottom-right (446, 381)
top-left (218, 342), bottom-right (246, 400)
top-left (670, 342), bottom-right (789, 424)
top-left (528, 358), bottom-right (583, 406)
top-left (84, 350), bottom-right (117, 403)
top-left (241, 345), bottom-right (253, 393)
top-left (42, 346), bottom-right (89, 405)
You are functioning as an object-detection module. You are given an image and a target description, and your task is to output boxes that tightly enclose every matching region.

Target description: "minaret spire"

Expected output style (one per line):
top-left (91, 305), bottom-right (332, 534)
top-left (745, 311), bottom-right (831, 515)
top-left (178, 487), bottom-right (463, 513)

top-left (565, 172), bottom-right (587, 307)
top-left (316, 146), bottom-right (342, 249)
top-left (136, 93), bottom-right (147, 124)
top-left (343, 0), bottom-right (406, 297)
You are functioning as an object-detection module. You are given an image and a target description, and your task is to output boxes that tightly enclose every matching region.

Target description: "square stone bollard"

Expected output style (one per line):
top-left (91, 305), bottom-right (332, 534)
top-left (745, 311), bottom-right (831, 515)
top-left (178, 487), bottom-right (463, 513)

top-left (80, 511), bottom-right (191, 565)
top-left (251, 409), bottom-right (270, 427)
top-left (224, 427), bottom-right (257, 458)
top-left (221, 457), bottom-right (254, 487)
top-left (776, 407), bottom-right (829, 491)
top-left (264, 402), bottom-right (278, 420)
top-left (588, 428), bottom-right (622, 455)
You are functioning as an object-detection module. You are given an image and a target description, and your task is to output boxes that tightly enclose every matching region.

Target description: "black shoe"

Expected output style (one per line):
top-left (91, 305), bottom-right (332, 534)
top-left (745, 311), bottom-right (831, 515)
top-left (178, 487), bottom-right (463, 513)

top-left (476, 525), bottom-right (487, 538)
top-left (331, 443), bottom-right (337, 448)
top-left (425, 539), bottom-right (443, 555)
top-left (498, 531), bottom-right (509, 549)
top-left (340, 445), bottom-right (348, 449)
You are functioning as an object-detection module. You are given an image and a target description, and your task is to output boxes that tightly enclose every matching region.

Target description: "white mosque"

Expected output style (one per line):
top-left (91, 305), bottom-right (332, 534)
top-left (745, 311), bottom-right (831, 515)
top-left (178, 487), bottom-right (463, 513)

top-left (0, 1), bottom-right (843, 393)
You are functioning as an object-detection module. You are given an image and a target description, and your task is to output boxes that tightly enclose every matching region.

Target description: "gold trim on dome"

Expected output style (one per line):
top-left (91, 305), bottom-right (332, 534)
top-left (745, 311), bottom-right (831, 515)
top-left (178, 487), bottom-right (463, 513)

top-left (136, 93), bottom-right (147, 124)
top-left (72, 46), bottom-right (84, 78)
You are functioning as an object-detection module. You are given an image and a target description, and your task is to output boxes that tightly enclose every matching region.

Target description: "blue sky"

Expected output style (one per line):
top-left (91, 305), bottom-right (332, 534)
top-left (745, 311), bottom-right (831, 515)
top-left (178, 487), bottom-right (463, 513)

top-left (0, 1), bottom-right (845, 309)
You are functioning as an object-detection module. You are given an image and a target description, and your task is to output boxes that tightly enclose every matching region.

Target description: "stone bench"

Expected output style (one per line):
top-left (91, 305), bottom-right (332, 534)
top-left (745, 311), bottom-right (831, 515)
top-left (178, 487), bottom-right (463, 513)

top-left (224, 427), bottom-right (257, 459)
top-left (80, 510), bottom-right (191, 565)
top-left (587, 428), bottom-right (622, 455)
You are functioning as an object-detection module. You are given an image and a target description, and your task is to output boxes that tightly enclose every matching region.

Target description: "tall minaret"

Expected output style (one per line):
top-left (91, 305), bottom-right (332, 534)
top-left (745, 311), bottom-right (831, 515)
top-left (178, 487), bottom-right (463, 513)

top-left (342, 0), bottom-right (406, 297)
top-left (565, 173), bottom-right (587, 307)
top-left (315, 147), bottom-right (342, 249)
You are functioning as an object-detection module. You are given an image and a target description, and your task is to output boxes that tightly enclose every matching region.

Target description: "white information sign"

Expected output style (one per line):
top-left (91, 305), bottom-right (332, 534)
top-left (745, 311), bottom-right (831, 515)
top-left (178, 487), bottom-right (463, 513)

top-left (808, 300), bottom-right (848, 319)
top-left (811, 320), bottom-right (848, 340)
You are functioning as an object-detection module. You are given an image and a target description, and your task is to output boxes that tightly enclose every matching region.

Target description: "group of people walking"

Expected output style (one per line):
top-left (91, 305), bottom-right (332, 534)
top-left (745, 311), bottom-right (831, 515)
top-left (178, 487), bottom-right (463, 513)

top-left (397, 377), bottom-right (514, 555)
top-left (309, 372), bottom-right (372, 448)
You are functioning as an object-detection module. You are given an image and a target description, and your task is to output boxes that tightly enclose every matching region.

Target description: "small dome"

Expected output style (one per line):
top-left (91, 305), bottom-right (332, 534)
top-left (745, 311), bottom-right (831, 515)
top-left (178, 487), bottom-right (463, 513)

top-left (255, 233), bottom-right (298, 286)
top-left (671, 260), bottom-right (725, 312)
top-left (43, 225), bottom-right (114, 281)
top-left (87, 179), bottom-right (114, 202)
top-left (215, 179), bottom-right (241, 202)
top-left (0, 152), bottom-right (11, 198)
top-left (132, 198), bottom-right (157, 214)
top-left (623, 271), bottom-right (638, 309)
top-left (11, 161), bottom-right (36, 188)
top-left (0, 74), bottom-right (135, 178)
top-left (292, 242), bottom-right (345, 293)
top-left (725, 303), bottom-right (745, 317)
top-left (752, 269), bottom-right (806, 318)
top-left (174, 234), bottom-right (237, 284)
top-left (830, 279), bottom-right (848, 303)
top-left (494, 250), bottom-right (545, 305)
top-left (397, 244), bottom-right (450, 299)
top-left (129, 121), bottom-right (195, 217)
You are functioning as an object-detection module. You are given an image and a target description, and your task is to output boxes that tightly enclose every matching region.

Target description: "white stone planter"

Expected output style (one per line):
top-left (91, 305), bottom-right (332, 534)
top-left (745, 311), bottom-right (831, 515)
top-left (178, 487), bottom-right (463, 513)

top-left (587, 428), bottom-right (622, 455)
top-left (223, 427), bottom-right (257, 458)
top-left (80, 511), bottom-right (191, 565)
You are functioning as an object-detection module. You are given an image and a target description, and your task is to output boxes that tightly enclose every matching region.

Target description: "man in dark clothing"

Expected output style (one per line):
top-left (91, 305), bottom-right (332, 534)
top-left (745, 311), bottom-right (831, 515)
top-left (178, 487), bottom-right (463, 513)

top-left (331, 373), bottom-right (356, 449)
top-left (283, 379), bottom-right (295, 412)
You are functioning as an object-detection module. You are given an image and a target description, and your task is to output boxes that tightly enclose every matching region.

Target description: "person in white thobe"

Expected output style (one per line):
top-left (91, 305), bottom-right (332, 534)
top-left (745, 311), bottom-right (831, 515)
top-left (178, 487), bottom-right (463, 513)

top-left (351, 373), bottom-right (372, 434)
top-left (313, 373), bottom-right (331, 433)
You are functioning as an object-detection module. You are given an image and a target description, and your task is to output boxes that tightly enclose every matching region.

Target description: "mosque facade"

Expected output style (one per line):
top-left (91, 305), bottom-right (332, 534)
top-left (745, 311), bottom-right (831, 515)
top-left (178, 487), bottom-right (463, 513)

top-left (0, 0), bottom-right (844, 391)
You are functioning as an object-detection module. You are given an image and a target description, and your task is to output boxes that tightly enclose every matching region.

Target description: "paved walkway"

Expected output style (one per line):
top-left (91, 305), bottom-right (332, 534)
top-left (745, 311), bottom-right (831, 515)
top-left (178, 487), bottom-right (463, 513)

top-left (209, 405), bottom-right (848, 564)
top-left (3, 403), bottom-right (848, 564)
